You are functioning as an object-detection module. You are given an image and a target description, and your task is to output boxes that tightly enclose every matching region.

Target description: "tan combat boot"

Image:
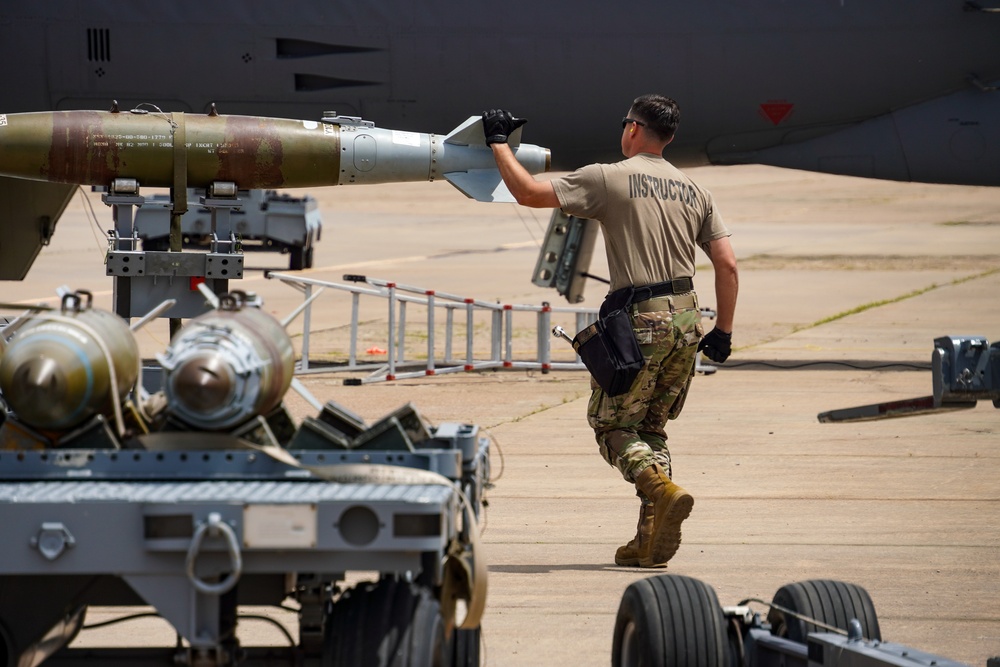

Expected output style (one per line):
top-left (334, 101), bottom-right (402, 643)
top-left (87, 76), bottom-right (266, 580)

top-left (633, 463), bottom-right (694, 566)
top-left (614, 503), bottom-right (666, 567)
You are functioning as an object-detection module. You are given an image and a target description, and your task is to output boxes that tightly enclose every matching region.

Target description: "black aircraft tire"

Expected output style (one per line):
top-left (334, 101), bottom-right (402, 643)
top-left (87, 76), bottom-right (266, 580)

top-left (767, 579), bottom-right (881, 644)
top-left (323, 577), bottom-right (447, 667)
top-left (612, 574), bottom-right (728, 667)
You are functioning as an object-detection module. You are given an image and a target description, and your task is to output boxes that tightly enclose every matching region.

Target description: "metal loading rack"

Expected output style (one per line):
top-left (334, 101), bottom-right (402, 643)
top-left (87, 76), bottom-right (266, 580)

top-left (0, 419), bottom-right (490, 667)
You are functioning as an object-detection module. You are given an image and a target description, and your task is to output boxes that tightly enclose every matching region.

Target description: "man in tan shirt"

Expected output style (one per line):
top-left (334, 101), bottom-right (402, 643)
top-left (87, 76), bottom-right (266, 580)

top-left (484, 95), bottom-right (738, 567)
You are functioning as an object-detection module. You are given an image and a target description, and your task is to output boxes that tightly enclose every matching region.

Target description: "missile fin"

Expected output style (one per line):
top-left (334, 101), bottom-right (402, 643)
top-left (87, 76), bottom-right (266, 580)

top-left (443, 115), bottom-right (524, 148)
top-left (507, 124), bottom-right (524, 148)
top-left (444, 169), bottom-right (516, 203)
top-left (443, 116), bottom-right (486, 147)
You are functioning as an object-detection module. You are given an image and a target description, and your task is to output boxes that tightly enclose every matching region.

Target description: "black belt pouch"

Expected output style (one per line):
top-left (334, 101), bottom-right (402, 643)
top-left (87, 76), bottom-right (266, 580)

top-left (572, 287), bottom-right (643, 396)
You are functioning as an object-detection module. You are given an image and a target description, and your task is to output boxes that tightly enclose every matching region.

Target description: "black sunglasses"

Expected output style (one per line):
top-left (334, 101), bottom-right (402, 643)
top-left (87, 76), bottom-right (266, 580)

top-left (622, 117), bottom-right (646, 129)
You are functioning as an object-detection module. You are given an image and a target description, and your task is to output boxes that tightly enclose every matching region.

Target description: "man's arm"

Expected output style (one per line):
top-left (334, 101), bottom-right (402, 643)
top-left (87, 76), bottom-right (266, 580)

top-left (491, 143), bottom-right (560, 209)
top-left (703, 236), bottom-right (738, 333)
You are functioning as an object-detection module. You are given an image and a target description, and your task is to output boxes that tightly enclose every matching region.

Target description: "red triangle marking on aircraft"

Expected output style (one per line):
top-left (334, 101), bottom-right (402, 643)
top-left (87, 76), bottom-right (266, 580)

top-left (760, 102), bottom-right (794, 125)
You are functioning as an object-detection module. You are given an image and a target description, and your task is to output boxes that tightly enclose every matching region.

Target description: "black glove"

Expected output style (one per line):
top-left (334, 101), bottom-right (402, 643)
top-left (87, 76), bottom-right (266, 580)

top-left (482, 109), bottom-right (527, 145)
top-left (698, 328), bottom-right (732, 363)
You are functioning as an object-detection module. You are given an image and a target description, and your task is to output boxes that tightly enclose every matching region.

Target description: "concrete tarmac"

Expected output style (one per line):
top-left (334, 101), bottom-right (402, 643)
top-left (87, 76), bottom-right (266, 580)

top-left (3, 165), bottom-right (998, 665)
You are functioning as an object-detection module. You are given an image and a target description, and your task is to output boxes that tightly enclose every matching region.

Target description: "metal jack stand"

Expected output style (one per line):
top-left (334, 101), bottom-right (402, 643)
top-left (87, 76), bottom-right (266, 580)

top-left (819, 335), bottom-right (1000, 422)
top-left (202, 181), bottom-right (240, 256)
top-left (105, 180), bottom-right (243, 324)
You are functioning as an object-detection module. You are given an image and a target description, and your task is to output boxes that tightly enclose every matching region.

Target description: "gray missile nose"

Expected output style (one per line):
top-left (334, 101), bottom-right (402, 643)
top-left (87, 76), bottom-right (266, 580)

top-left (172, 354), bottom-right (234, 413)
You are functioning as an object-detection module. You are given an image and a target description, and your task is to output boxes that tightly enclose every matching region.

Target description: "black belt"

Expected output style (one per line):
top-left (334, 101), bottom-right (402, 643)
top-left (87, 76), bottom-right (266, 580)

top-left (631, 277), bottom-right (693, 303)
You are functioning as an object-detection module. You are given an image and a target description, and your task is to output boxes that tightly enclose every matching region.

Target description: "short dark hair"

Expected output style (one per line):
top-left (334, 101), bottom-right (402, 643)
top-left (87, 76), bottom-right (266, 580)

top-left (630, 94), bottom-right (680, 142)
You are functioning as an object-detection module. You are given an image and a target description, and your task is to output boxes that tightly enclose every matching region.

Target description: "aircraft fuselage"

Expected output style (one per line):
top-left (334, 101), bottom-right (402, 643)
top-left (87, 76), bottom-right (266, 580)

top-left (1, 1), bottom-right (998, 182)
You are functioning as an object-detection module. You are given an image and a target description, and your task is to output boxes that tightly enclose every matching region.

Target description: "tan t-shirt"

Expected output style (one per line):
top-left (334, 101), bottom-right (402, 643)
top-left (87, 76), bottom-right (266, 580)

top-left (551, 153), bottom-right (729, 291)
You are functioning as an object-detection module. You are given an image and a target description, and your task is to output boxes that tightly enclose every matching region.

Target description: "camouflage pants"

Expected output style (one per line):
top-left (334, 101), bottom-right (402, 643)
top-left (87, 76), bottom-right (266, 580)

top-left (588, 294), bottom-right (702, 490)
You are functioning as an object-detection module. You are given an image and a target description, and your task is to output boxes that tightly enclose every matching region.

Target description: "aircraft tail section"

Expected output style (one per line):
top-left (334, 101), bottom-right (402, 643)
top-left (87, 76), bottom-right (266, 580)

top-left (0, 176), bottom-right (75, 280)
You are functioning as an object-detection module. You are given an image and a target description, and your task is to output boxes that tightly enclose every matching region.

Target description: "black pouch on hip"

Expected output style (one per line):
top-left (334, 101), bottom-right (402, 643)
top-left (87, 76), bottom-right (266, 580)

top-left (572, 287), bottom-right (643, 396)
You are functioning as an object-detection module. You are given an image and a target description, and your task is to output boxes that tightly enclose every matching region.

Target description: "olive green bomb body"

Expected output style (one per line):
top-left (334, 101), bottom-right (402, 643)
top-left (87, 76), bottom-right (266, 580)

top-left (0, 109), bottom-right (341, 190)
top-left (0, 297), bottom-right (139, 431)
top-left (0, 109), bottom-right (549, 199)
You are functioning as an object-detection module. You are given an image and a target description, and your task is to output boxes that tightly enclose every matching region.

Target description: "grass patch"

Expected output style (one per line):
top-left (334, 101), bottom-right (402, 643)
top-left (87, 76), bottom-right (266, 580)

top-left (736, 267), bottom-right (1000, 351)
top-left (795, 268), bottom-right (1000, 332)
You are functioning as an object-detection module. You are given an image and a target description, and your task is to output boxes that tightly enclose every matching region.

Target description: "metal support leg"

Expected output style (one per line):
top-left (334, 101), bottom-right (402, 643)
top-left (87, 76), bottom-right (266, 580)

top-left (445, 306), bottom-right (455, 363)
top-left (349, 292), bottom-right (360, 367)
top-left (397, 300), bottom-right (407, 365)
top-left (491, 309), bottom-right (502, 363)
top-left (538, 304), bottom-right (551, 373)
top-left (387, 283), bottom-right (397, 380)
top-left (300, 284), bottom-right (312, 372)
top-left (504, 305), bottom-right (514, 368)
top-left (104, 189), bottom-right (145, 322)
top-left (465, 299), bottom-right (475, 371)
top-left (426, 292), bottom-right (436, 375)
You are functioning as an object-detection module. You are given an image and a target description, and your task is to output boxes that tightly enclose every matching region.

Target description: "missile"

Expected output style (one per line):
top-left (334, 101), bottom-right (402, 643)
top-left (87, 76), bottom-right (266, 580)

top-left (0, 107), bottom-right (550, 202)
top-left (157, 291), bottom-right (295, 430)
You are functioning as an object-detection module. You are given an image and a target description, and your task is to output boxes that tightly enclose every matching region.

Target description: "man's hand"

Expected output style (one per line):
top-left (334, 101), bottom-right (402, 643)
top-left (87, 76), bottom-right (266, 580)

top-left (482, 109), bottom-right (527, 145)
top-left (698, 328), bottom-right (732, 363)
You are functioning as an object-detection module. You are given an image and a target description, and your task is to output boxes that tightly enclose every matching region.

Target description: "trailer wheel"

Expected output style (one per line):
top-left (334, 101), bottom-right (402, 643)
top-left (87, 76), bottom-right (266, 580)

top-left (323, 577), bottom-right (447, 667)
top-left (767, 579), bottom-right (881, 644)
top-left (289, 246), bottom-right (305, 271)
top-left (1, 618), bottom-right (11, 667)
top-left (612, 574), bottom-right (728, 667)
top-left (451, 627), bottom-right (481, 667)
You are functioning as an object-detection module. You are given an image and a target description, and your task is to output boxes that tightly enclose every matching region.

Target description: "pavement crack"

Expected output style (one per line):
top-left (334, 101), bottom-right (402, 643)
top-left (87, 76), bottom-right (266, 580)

top-left (484, 390), bottom-right (589, 430)
top-left (738, 267), bottom-right (1000, 352)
